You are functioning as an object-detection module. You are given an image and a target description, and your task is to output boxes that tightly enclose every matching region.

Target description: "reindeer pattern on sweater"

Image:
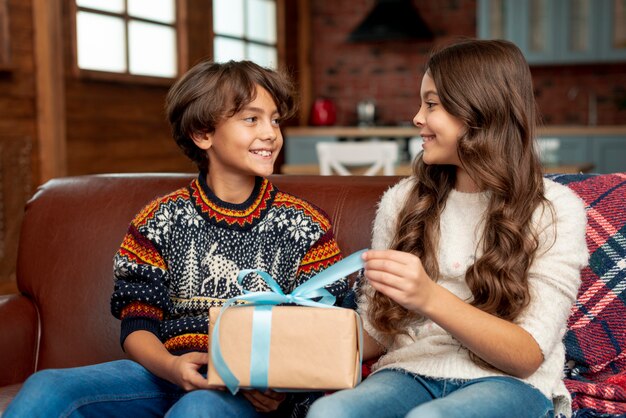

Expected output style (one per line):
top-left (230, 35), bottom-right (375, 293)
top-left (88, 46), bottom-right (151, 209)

top-left (110, 175), bottom-right (346, 354)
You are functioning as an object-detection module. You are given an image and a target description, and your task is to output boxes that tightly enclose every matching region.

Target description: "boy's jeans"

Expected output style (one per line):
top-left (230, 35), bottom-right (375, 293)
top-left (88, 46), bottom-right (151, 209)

top-left (3, 359), bottom-right (267, 418)
top-left (307, 368), bottom-right (554, 418)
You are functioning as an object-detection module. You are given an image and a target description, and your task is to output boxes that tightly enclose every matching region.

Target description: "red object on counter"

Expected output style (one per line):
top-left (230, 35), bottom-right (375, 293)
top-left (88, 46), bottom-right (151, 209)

top-left (310, 98), bottom-right (337, 126)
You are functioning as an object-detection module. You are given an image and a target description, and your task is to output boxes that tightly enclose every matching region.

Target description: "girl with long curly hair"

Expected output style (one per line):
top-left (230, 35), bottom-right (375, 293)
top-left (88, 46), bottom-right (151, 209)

top-left (307, 39), bottom-right (588, 418)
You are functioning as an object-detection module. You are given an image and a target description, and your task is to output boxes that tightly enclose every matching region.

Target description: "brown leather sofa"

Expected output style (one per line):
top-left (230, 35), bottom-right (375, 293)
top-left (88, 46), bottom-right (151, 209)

top-left (0, 173), bottom-right (399, 414)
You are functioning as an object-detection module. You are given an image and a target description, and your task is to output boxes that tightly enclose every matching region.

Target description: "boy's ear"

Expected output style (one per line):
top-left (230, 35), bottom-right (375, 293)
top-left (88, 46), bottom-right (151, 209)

top-left (191, 132), bottom-right (213, 150)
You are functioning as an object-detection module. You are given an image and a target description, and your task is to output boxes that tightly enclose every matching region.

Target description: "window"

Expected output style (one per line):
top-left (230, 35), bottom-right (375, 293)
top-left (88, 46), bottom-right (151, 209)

top-left (74, 0), bottom-right (178, 79)
top-left (212, 0), bottom-right (277, 69)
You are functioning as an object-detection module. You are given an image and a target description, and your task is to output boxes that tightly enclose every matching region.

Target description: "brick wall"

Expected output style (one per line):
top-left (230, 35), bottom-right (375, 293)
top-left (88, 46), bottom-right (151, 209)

top-left (533, 64), bottom-right (626, 126)
top-left (309, 0), bottom-right (626, 126)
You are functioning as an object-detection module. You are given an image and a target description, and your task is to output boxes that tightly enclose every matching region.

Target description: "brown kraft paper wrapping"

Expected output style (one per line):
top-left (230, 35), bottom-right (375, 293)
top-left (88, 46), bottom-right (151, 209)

top-left (208, 305), bottom-right (362, 391)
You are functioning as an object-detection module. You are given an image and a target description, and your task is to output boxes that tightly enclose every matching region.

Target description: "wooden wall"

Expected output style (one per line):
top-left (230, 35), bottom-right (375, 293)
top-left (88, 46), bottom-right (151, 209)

top-left (62, 0), bottom-right (204, 176)
top-left (63, 73), bottom-right (195, 175)
top-left (0, 0), bottom-right (37, 291)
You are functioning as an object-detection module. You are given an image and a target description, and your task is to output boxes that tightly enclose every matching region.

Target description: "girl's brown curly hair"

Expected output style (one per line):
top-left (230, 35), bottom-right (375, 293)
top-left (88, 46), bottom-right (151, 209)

top-left (367, 39), bottom-right (551, 368)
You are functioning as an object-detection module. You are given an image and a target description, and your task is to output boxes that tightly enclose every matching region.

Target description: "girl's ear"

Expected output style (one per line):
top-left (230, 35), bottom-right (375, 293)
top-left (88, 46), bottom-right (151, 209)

top-left (191, 132), bottom-right (212, 150)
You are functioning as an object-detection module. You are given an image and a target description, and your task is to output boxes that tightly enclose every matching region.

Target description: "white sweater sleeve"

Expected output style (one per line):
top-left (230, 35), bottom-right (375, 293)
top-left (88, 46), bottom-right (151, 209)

top-left (516, 179), bottom-right (589, 357)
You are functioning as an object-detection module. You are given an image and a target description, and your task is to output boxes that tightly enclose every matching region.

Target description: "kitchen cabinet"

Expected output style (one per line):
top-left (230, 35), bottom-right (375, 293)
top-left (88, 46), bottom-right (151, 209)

top-left (545, 135), bottom-right (626, 173)
top-left (284, 135), bottom-right (338, 164)
top-left (592, 136), bottom-right (626, 174)
top-left (477, 0), bottom-right (626, 64)
top-left (555, 136), bottom-right (592, 164)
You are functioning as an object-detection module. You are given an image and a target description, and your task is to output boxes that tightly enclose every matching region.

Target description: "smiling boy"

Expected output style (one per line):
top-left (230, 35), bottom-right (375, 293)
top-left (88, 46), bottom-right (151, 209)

top-left (4, 60), bottom-right (347, 418)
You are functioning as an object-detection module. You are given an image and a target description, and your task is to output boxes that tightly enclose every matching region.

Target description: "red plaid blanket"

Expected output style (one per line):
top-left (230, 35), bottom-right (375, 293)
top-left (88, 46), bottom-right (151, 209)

top-left (549, 173), bottom-right (626, 417)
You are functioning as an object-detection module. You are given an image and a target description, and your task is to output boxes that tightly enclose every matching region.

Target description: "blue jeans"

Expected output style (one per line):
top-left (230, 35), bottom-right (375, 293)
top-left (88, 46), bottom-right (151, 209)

top-left (307, 369), bottom-right (554, 418)
top-left (3, 359), bottom-right (273, 418)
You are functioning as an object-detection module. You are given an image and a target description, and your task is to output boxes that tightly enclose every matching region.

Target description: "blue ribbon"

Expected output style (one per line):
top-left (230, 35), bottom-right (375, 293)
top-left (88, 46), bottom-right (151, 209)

top-left (210, 249), bottom-right (367, 394)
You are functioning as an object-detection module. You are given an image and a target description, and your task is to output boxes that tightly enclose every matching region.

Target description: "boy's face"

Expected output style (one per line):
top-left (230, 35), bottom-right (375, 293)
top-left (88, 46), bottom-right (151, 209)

top-left (196, 85), bottom-right (283, 180)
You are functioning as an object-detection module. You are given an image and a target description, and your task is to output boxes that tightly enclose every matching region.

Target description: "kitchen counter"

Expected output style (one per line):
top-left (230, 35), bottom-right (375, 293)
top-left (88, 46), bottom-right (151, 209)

top-left (281, 162), bottom-right (595, 176)
top-left (284, 126), bottom-right (421, 137)
top-left (283, 126), bottom-right (626, 174)
top-left (284, 125), bottom-right (626, 138)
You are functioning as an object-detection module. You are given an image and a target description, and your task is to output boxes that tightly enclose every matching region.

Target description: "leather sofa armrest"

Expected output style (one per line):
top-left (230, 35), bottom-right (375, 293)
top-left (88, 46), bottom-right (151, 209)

top-left (0, 294), bottom-right (39, 386)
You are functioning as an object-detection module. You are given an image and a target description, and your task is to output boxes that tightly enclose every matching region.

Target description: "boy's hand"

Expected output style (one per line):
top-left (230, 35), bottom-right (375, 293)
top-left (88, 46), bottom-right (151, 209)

top-left (242, 389), bottom-right (287, 412)
top-left (169, 351), bottom-right (210, 391)
top-left (124, 331), bottom-right (210, 391)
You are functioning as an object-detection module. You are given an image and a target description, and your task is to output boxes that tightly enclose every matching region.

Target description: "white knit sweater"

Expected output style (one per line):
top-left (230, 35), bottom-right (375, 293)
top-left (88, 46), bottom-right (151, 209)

top-left (359, 177), bottom-right (588, 417)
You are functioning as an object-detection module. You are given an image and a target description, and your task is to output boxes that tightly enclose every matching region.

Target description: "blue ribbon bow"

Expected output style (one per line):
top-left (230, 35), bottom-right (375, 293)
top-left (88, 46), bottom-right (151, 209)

top-left (210, 249), bottom-right (367, 394)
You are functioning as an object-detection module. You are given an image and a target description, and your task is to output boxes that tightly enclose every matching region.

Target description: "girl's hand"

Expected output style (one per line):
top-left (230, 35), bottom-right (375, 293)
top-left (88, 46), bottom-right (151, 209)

top-left (363, 249), bottom-right (436, 314)
top-left (168, 351), bottom-right (210, 391)
top-left (242, 389), bottom-right (287, 412)
top-left (363, 250), bottom-right (544, 378)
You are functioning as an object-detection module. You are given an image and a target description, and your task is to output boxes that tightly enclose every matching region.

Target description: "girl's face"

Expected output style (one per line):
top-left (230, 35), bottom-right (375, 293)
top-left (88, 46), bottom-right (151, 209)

top-left (413, 72), bottom-right (465, 167)
top-left (196, 84), bottom-right (283, 180)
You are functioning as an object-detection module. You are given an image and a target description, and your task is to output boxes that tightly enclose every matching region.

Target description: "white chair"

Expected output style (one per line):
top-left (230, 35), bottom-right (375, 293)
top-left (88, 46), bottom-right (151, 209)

top-left (536, 138), bottom-right (561, 165)
top-left (408, 137), bottom-right (424, 161)
top-left (316, 141), bottom-right (399, 176)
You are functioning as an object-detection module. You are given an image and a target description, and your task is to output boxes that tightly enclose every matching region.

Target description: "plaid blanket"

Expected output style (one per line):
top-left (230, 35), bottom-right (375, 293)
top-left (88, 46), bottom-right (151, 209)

top-left (548, 173), bottom-right (626, 418)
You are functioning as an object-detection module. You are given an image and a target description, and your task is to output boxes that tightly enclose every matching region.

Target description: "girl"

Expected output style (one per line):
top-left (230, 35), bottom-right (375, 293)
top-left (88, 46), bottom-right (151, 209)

top-left (307, 39), bottom-right (588, 418)
top-left (5, 60), bottom-right (347, 418)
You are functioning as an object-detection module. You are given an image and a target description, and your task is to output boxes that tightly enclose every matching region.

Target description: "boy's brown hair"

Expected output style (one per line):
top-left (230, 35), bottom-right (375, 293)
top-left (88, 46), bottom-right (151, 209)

top-left (165, 60), bottom-right (297, 173)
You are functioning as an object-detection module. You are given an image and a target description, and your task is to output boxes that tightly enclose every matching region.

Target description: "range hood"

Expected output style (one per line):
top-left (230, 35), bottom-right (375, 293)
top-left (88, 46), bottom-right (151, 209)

top-left (348, 0), bottom-right (433, 42)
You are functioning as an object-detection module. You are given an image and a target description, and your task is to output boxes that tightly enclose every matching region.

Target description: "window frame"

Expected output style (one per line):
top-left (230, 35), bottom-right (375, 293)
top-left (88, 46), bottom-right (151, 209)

top-left (211, 0), bottom-right (279, 68)
top-left (0, 0), bottom-right (11, 70)
top-left (69, 0), bottom-right (187, 85)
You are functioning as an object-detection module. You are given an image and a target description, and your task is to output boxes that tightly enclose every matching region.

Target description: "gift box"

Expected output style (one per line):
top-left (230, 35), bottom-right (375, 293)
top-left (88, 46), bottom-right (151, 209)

top-left (207, 249), bottom-right (367, 393)
top-left (208, 305), bottom-right (362, 391)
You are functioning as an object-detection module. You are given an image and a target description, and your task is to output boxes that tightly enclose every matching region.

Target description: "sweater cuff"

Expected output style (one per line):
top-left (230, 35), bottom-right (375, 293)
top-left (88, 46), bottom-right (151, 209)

top-left (120, 317), bottom-right (161, 349)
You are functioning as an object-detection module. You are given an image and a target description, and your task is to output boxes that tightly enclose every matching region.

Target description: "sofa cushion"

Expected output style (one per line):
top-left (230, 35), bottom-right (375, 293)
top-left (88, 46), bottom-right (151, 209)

top-left (548, 173), bottom-right (626, 415)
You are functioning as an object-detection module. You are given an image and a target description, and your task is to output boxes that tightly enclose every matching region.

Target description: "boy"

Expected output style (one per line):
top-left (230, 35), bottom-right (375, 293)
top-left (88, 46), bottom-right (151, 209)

top-left (4, 60), bottom-right (347, 418)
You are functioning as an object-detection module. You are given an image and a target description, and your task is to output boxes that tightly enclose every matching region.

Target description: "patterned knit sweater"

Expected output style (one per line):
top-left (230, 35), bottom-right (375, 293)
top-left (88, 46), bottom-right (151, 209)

top-left (111, 174), bottom-right (347, 354)
top-left (360, 177), bottom-right (589, 418)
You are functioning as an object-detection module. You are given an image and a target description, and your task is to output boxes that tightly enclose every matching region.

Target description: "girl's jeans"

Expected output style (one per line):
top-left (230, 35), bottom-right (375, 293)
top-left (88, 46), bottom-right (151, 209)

top-left (306, 369), bottom-right (554, 418)
top-left (3, 359), bottom-right (270, 418)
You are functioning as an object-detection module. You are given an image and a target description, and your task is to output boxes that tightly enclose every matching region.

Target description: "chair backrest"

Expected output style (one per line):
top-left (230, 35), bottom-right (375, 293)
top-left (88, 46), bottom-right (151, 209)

top-left (536, 137), bottom-right (561, 165)
top-left (316, 142), bottom-right (399, 175)
top-left (408, 137), bottom-right (423, 161)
